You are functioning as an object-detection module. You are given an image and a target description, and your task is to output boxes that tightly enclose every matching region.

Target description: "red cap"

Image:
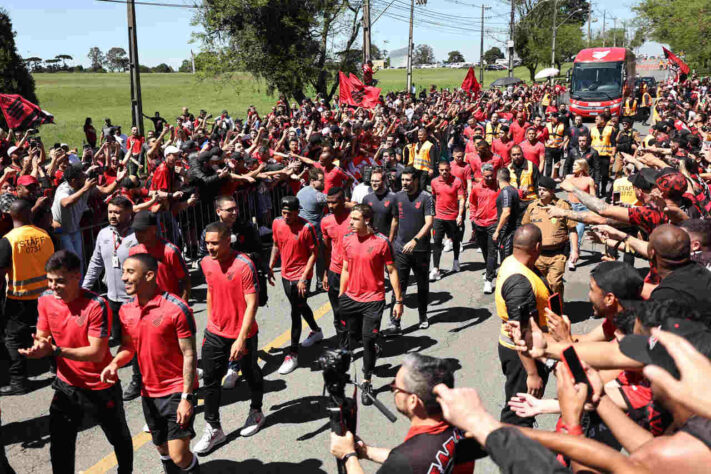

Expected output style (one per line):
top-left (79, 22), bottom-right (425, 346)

top-left (17, 175), bottom-right (39, 186)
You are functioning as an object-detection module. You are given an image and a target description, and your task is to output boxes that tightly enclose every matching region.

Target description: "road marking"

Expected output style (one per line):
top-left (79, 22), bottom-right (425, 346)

top-left (81, 300), bottom-right (332, 474)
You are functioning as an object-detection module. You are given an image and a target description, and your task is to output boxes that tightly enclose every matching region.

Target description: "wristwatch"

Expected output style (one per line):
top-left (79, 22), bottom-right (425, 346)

top-left (53, 346), bottom-right (62, 357)
top-left (180, 393), bottom-right (194, 400)
top-left (413, 237), bottom-right (420, 243)
top-left (342, 452), bottom-right (358, 462)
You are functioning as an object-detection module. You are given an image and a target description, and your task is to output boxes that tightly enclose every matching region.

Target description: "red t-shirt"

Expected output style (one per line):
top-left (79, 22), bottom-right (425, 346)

top-left (321, 211), bottom-right (351, 274)
top-left (150, 162), bottom-right (174, 192)
top-left (126, 136), bottom-right (145, 155)
top-left (129, 239), bottom-right (188, 296)
top-left (450, 161), bottom-right (472, 185)
top-left (272, 217), bottom-right (317, 281)
top-left (430, 175), bottom-right (465, 220)
top-left (201, 252), bottom-right (259, 339)
top-left (519, 140), bottom-right (545, 167)
top-left (120, 291), bottom-right (198, 398)
top-left (315, 163), bottom-right (350, 193)
top-left (510, 121), bottom-right (530, 144)
top-left (465, 152), bottom-right (504, 181)
top-left (492, 138), bottom-right (515, 165)
top-left (37, 290), bottom-right (113, 391)
top-left (469, 181), bottom-right (500, 226)
top-left (343, 232), bottom-right (393, 302)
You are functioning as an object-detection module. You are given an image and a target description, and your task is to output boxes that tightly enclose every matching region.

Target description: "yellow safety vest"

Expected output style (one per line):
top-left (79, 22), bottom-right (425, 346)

top-left (508, 161), bottom-right (537, 202)
top-left (612, 177), bottom-right (642, 207)
top-left (591, 125), bottom-right (615, 157)
top-left (623, 98), bottom-right (638, 116)
top-left (641, 92), bottom-right (653, 107)
top-left (407, 141), bottom-right (434, 172)
top-left (485, 122), bottom-right (500, 145)
top-left (545, 123), bottom-right (565, 149)
top-left (541, 93), bottom-right (551, 107)
top-left (652, 106), bottom-right (662, 124)
top-left (5, 225), bottom-right (55, 301)
top-left (495, 255), bottom-right (550, 349)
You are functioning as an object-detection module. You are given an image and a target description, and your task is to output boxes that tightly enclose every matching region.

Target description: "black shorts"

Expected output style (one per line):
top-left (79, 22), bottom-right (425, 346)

top-left (142, 392), bottom-right (196, 446)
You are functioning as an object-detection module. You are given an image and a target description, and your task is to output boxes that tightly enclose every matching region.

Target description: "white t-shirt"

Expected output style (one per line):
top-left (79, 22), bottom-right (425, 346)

top-left (351, 183), bottom-right (373, 204)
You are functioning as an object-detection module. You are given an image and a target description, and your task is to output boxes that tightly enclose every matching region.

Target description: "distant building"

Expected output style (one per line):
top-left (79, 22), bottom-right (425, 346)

top-left (388, 47), bottom-right (408, 69)
top-left (372, 59), bottom-right (386, 69)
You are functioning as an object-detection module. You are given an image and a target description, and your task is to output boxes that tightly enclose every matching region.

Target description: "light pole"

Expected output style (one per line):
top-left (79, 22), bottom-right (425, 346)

top-left (551, 5), bottom-right (585, 68)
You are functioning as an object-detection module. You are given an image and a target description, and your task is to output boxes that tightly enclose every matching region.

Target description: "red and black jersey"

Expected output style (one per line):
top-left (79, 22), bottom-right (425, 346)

top-left (628, 204), bottom-right (669, 237)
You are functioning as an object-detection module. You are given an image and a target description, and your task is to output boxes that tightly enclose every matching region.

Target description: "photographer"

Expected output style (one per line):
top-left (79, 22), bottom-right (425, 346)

top-left (329, 353), bottom-right (485, 473)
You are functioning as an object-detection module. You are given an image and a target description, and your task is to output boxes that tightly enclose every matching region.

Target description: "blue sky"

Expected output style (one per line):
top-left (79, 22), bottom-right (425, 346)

top-left (5, 0), bottom-right (662, 69)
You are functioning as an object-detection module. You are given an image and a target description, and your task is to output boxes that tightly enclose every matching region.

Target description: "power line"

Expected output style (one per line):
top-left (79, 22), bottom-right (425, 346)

top-left (96, 0), bottom-right (197, 9)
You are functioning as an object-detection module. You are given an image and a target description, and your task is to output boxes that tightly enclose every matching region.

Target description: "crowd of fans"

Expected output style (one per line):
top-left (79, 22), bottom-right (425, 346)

top-left (1, 62), bottom-right (711, 473)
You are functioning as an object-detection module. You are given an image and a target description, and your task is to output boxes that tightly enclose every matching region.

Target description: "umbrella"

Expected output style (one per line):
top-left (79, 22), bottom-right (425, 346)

top-left (490, 77), bottom-right (523, 87)
top-left (535, 67), bottom-right (560, 80)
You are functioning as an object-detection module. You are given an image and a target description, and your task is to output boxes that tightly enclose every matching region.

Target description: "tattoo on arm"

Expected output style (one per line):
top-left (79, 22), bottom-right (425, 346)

top-left (573, 187), bottom-right (610, 214)
top-left (178, 336), bottom-right (197, 394)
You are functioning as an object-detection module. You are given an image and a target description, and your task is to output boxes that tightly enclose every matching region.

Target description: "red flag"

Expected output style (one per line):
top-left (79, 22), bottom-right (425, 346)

top-left (339, 71), bottom-right (381, 109)
top-left (662, 47), bottom-right (690, 75)
top-left (0, 94), bottom-right (54, 130)
top-left (461, 67), bottom-right (480, 93)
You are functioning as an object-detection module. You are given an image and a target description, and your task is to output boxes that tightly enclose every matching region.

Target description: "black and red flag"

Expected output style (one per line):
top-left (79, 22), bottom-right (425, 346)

top-left (662, 47), bottom-right (690, 75)
top-left (339, 71), bottom-right (381, 108)
top-left (0, 94), bottom-right (54, 130)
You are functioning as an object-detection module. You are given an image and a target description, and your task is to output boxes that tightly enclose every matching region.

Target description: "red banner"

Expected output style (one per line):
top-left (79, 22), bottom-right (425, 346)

top-left (339, 71), bottom-right (381, 108)
top-left (0, 94), bottom-right (54, 130)
top-left (662, 47), bottom-right (690, 75)
top-left (461, 67), bottom-right (481, 93)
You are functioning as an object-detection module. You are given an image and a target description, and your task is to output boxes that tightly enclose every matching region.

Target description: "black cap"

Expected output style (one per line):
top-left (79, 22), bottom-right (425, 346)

top-left (132, 211), bottom-right (158, 231)
top-left (280, 196), bottom-right (300, 211)
top-left (591, 261), bottom-right (644, 300)
top-left (629, 167), bottom-right (660, 192)
top-left (621, 117), bottom-right (633, 125)
top-left (619, 318), bottom-right (711, 378)
top-left (538, 176), bottom-right (557, 190)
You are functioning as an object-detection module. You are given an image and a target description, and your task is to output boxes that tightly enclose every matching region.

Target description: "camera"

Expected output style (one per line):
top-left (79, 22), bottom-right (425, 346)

top-left (318, 349), bottom-right (351, 399)
top-left (26, 128), bottom-right (39, 135)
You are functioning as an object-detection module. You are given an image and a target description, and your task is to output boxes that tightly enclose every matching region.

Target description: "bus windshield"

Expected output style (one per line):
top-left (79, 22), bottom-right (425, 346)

top-left (571, 62), bottom-right (623, 100)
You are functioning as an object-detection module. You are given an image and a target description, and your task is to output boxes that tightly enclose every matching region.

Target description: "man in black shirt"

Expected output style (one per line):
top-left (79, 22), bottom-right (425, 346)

top-left (363, 168), bottom-right (395, 237)
top-left (564, 133), bottom-right (599, 177)
top-left (329, 353), bottom-right (486, 473)
top-left (385, 167), bottom-right (434, 335)
top-left (142, 111), bottom-right (166, 134)
top-left (493, 168), bottom-right (519, 259)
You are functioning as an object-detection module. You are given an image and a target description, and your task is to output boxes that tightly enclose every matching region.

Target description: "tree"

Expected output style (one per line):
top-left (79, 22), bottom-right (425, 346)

top-left (105, 47), bottom-right (128, 72)
top-left (55, 54), bottom-right (72, 69)
top-left (445, 50), bottom-right (465, 63)
top-left (87, 47), bottom-right (105, 71)
top-left (178, 59), bottom-right (192, 73)
top-left (483, 47), bottom-right (504, 65)
top-left (413, 44), bottom-right (435, 65)
top-left (195, 0), bottom-right (363, 103)
top-left (44, 58), bottom-right (61, 72)
top-left (371, 44), bottom-right (387, 60)
top-left (0, 9), bottom-right (38, 129)
top-left (152, 63), bottom-right (173, 73)
top-left (635, 0), bottom-right (710, 69)
top-left (23, 56), bottom-right (43, 72)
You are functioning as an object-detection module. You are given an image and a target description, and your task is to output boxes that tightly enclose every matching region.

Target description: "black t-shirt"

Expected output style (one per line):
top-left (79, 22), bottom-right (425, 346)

top-left (364, 190), bottom-right (396, 237)
top-left (376, 424), bottom-right (486, 474)
top-left (496, 185), bottom-right (519, 235)
top-left (650, 262), bottom-right (711, 319)
top-left (393, 189), bottom-right (434, 252)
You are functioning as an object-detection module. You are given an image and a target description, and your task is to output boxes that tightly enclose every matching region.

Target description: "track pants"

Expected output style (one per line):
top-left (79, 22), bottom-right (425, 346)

top-left (392, 250), bottom-right (430, 325)
top-left (498, 345), bottom-right (549, 428)
top-left (432, 218), bottom-right (462, 268)
top-left (339, 295), bottom-right (385, 380)
top-left (281, 278), bottom-right (320, 354)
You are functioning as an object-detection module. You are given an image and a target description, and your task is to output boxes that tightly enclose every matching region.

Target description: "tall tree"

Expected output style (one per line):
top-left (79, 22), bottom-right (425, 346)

top-left (152, 63), bottom-right (173, 73)
top-left (635, 0), bottom-right (710, 69)
top-left (0, 8), bottom-right (38, 130)
top-left (483, 47), bottom-right (504, 65)
top-left (87, 47), bottom-right (105, 70)
top-left (413, 44), bottom-right (435, 65)
top-left (105, 47), bottom-right (128, 72)
top-left (178, 59), bottom-right (192, 73)
top-left (23, 57), bottom-right (43, 72)
top-left (195, 0), bottom-right (362, 103)
top-left (55, 54), bottom-right (73, 68)
top-left (445, 50), bottom-right (465, 63)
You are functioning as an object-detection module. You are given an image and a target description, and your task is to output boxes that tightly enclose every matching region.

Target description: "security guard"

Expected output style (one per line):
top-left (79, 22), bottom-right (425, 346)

top-left (405, 127), bottom-right (437, 190)
top-left (0, 199), bottom-right (55, 394)
top-left (639, 90), bottom-right (654, 125)
top-left (622, 96), bottom-right (638, 120)
top-left (614, 117), bottom-right (640, 177)
top-left (590, 114), bottom-right (616, 197)
top-left (485, 113), bottom-right (501, 145)
top-left (543, 113), bottom-right (567, 177)
top-left (508, 145), bottom-right (539, 224)
top-left (495, 224), bottom-right (550, 427)
top-left (521, 176), bottom-right (577, 299)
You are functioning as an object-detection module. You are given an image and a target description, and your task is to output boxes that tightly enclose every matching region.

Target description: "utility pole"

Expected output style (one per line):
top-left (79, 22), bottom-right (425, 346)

top-left (363, 0), bottom-right (372, 63)
top-left (507, 0), bottom-right (515, 77)
top-left (551, 0), bottom-right (558, 68)
top-left (406, 0), bottom-right (414, 95)
top-left (479, 4), bottom-right (485, 84)
top-left (622, 20), bottom-right (626, 48)
top-left (126, 0), bottom-right (144, 136)
top-left (602, 11), bottom-right (606, 47)
top-left (587, 9), bottom-right (591, 47)
top-left (190, 49), bottom-right (195, 74)
top-left (613, 17), bottom-right (617, 47)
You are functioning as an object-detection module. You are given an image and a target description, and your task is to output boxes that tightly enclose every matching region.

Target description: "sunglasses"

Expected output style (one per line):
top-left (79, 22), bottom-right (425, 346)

top-left (389, 380), bottom-right (414, 396)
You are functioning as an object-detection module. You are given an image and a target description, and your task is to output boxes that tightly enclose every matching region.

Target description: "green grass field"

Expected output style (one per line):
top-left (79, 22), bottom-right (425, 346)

top-left (33, 64), bottom-right (571, 147)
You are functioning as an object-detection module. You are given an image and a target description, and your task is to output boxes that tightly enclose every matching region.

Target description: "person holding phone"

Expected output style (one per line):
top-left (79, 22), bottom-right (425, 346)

top-left (494, 224), bottom-right (551, 427)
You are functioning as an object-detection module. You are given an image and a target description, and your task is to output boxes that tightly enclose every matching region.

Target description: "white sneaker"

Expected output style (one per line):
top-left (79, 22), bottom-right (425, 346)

top-left (142, 423), bottom-right (150, 433)
top-left (483, 280), bottom-right (494, 294)
top-left (452, 260), bottom-right (461, 273)
top-left (194, 425), bottom-right (226, 455)
top-left (278, 354), bottom-right (298, 375)
top-left (567, 260), bottom-right (576, 271)
top-left (240, 408), bottom-right (265, 437)
top-left (222, 368), bottom-right (240, 389)
top-left (443, 239), bottom-right (453, 252)
top-left (429, 268), bottom-right (442, 282)
top-left (419, 320), bottom-right (430, 329)
top-left (301, 330), bottom-right (323, 348)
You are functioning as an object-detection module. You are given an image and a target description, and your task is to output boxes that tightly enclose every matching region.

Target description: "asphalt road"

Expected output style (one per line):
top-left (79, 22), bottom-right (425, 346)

top-left (2, 64), bottom-right (667, 474)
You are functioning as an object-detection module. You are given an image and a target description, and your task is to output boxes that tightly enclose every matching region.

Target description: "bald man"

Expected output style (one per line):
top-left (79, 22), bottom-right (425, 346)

top-left (494, 224), bottom-right (551, 427)
top-left (648, 224), bottom-right (711, 318)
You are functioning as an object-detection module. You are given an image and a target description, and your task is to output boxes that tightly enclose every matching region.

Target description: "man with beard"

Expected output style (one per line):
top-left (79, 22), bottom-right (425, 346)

top-left (429, 161), bottom-right (465, 281)
top-left (363, 168), bottom-right (396, 237)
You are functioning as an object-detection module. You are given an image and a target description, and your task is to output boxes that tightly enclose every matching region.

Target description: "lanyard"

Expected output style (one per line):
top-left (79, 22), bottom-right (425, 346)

top-left (111, 228), bottom-right (123, 255)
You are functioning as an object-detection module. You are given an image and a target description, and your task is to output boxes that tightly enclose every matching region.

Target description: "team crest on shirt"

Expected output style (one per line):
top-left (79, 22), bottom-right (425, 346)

top-left (226, 271), bottom-right (235, 281)
top-left (415, 201), bottom-right (422, 209)
top-left (75, 313), bottom-right (87, 327)
top-left (384, 200), bottom-right (391, 207)
top-left (367, 245), bottom-right (375, 254)
top-left (151, 314), bottom-right (163, 327)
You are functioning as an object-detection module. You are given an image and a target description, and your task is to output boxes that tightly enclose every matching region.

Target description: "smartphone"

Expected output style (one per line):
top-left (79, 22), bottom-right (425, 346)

top-left (562, 345), bottom-right (592, 390)
top-left (612, 191), bottom-right (621, 203)
top-left (516, 303), bottom-right (531, 331)
top-left (548, 293), bottom-right (563, 316)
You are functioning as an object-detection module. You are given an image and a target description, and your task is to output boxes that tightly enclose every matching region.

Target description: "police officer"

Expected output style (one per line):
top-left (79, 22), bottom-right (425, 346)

top-left (0, 199), bottom-right (55, 395)
top-left (521, 176), bottom-right (578, 299)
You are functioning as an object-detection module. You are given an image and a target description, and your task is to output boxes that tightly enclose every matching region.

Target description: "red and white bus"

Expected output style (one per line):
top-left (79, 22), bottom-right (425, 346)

top-left (568, 47), bottom-right (636, 118)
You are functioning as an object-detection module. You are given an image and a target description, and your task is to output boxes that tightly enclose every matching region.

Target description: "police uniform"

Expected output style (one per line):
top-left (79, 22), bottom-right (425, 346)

top-left (521, 191), bottom-right (575, 298)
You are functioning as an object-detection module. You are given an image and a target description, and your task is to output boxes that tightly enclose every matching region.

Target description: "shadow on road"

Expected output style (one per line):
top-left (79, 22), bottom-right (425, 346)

top-left (3, 414), bottom-right (51, 449)
top-left (201, 458), bottom-right (327, 473)
top-left (427, 306), bottom-right (492, 333)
